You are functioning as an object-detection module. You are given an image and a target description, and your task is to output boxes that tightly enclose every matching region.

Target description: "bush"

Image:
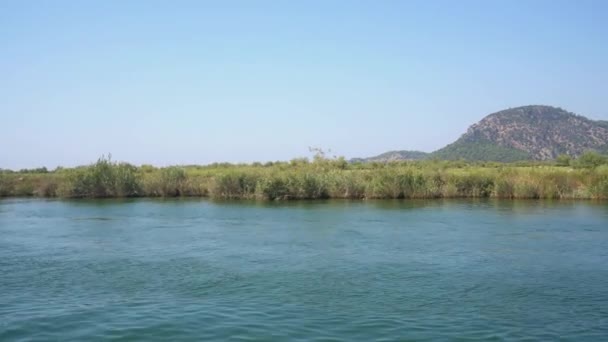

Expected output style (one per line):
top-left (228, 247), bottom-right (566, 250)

top-left (574, 151), bottom-right (607, 168)
top-left (59, 155), bottom-right (141, 198)
top-left (255, 174), bottom-right (289, 200)
top-left (555, 154), bottom-right (571, 167)
top-left (0, 173), bottom-right (14, 196)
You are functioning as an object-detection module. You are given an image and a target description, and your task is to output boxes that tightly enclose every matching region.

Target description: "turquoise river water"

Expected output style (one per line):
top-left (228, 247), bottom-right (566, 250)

top-left (1, 199), bottom-right (607, 341)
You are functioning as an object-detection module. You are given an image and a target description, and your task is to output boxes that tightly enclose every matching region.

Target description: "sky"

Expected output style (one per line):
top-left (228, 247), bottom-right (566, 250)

top-left (1, 0), bottom-right (607, 169)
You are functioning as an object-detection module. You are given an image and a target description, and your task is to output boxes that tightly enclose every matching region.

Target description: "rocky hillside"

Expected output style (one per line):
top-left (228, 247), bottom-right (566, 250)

top-left (436, 105), bottom-right (608, 160)
top-left (353, 105), bottom-right (608, 162)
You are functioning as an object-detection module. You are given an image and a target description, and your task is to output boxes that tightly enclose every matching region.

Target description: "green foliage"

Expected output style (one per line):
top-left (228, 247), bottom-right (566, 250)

top-left (586, 165), bottom-right (608, 199)
top-left (573, 151), bottom-right (608, 169)
top-left (5, 154), bottom-right (608, 200)
top-left (18, 167), bottom-right (48, 174)
top-left (210, 171), bottom-right (259, 199)
top-left (290, 158), bottom-right (309, 167)
top-left (326, 171), bottom-right (366, 199)
top-left (431, 140), bottom-right (531, 162)
top-left (142, 166), bottom-right (189, 197)
top-left (351, 150), bottom-right (429, 163)
top-left (555, 154), bottom-right (571, 166)
top-left (0, 173), bottom-right (13, 196)
top-left (160, 167), bottom-right (187, 195)
top-left (255, 173), bottom-right (289, 200)
top-left (58, 155), bottom-right (141, 198)
top-left (449, 172), bottom-right (494, 197)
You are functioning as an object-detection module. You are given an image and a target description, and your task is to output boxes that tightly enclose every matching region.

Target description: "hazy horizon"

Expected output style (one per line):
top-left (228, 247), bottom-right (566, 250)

top-left (2, 1), bottom-right (608, 169)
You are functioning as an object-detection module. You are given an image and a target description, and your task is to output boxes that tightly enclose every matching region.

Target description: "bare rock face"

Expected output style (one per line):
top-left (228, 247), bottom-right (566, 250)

top-left (460, 105), bottom-right (608, 160)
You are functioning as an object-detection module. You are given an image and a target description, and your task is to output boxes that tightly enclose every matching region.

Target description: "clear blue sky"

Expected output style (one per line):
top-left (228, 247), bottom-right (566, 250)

top-left (1, 0), bottom-right (607, 169)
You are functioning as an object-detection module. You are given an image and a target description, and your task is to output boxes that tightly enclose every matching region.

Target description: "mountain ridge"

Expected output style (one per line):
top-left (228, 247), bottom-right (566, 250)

top-left (352, 105), bottom-right (608, 162)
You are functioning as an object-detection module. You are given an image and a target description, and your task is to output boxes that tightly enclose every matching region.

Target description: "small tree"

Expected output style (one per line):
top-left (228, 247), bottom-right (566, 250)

top-left (575, 151), bottom-right (607, 168)
top-left (555, 154), bottom-right (571, 167)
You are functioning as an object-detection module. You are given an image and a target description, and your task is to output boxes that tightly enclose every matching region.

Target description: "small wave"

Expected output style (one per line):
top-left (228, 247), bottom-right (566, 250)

top-left (72, 217), bottom-right (113, 221)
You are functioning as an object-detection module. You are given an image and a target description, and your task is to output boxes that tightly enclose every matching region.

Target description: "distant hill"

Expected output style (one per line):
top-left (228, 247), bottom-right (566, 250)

top-left (352, 105), bottom-right (608, 162)
top-left (436, 105), bottom-right (608, 161)
top-left (350, 150), bottom-right (428, 163)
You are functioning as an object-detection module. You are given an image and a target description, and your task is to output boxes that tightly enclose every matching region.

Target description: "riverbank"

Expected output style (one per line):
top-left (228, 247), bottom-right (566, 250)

top-left (1, 156), bottom-right (607, 200)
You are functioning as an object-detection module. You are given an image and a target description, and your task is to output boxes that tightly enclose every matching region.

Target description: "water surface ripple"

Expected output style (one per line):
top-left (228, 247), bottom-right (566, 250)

top-left (1, 199), bottom-right (607, 341)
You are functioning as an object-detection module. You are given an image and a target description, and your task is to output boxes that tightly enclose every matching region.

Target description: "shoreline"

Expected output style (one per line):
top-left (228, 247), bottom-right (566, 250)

top-left (2, 157), bottom-right (607, 200)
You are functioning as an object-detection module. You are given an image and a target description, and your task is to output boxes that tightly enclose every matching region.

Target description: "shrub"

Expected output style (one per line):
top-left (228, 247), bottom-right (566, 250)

top-left (0, 173), bottom-right (14, 196)
top-left (255, 174), bottom-right (289, 200)
top-left (574, 151), bottom-right (607, 168)
top-left (59, 156), bottom-right (141, 197)
top-left (555, 154), bottom-right (571, 167)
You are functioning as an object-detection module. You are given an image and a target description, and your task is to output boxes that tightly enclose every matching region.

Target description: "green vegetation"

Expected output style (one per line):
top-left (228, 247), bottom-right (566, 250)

top-left (555, 154), bottom-right (572, 167)
top-left (430, 140), bottom-right (532, 162)
top-left (350, 150), bottom-right (429, 163)
top-left (573, 151), bottom-right (608, 169)
top-left (2, 152), bottom-right (608, 200)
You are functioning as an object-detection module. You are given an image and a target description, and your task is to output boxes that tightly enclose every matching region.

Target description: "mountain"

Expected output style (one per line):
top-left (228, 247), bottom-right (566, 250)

top-left (352, 105), bottom-right (608, 162)
top-left (350, 150), bottom-right (428, 163)
top-left (436, 105), bottom-right (608, 161)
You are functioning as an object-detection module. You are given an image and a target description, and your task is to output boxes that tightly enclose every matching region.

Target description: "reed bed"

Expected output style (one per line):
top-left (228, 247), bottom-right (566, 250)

top-left (1, 155), bottom-right (607, 200)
